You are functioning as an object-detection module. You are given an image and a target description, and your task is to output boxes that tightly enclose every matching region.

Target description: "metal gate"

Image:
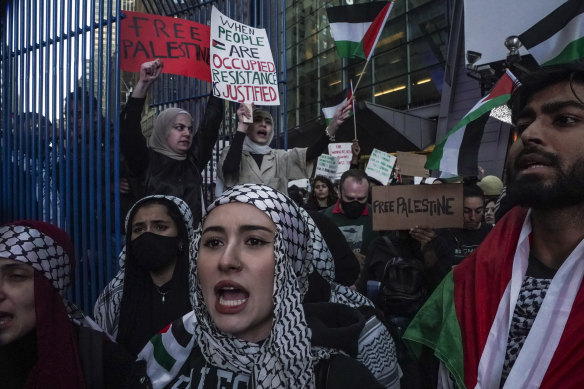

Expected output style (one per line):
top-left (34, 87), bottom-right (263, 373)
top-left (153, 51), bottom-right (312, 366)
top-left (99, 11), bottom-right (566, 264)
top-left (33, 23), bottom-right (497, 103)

top-left (0, 0), bottom-right (286, 313)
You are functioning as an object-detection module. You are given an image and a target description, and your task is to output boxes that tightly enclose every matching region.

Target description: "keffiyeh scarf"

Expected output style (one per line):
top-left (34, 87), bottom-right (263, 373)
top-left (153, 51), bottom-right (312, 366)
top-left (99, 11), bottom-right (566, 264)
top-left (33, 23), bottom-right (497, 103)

top-left (93, 195), bottom-right (195, 339)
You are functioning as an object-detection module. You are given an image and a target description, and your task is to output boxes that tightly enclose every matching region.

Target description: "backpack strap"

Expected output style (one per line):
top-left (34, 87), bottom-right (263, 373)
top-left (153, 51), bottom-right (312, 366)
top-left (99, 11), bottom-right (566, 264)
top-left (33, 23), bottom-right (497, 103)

top-left (381, 235), bottom-right (399, 258)
top-left (77, 327), bottom-right (104, 389)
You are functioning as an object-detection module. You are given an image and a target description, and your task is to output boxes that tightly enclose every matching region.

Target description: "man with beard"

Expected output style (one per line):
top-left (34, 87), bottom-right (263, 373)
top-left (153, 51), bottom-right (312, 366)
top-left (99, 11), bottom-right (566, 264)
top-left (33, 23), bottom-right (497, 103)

top-left (403, 64), bottom-right (584, 389)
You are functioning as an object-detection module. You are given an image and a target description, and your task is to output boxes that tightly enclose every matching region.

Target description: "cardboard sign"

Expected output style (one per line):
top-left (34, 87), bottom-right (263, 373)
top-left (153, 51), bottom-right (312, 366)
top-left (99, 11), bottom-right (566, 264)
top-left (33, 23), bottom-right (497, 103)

top-left (210, 6), bottom-right (279, 105)
top-left (120, 11), bottom-right (211, 82)
top-left (365, 148), bottom-right (396, 186)
top-left (328, 142), bottom-right (353, 180)
top-left (372, 184), bottom-right (463, 230)
top-left (396, 151), bottom-right (429, 178)
top-left (314, 154), bottom-right (339, 180)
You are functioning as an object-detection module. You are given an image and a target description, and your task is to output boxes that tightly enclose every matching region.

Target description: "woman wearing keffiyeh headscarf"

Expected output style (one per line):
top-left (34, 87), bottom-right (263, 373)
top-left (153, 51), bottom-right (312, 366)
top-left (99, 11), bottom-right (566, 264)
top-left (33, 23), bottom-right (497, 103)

top-left (94, 195), bottom-right (195, 357)
top-left (0, 220), bottom-right (142, 388)
top-left (121, 59), bottom-right (224, 222)
top-left (217, 100), bottom-right (351, 196)
top-left (136, 184), bottom-right (400, 389)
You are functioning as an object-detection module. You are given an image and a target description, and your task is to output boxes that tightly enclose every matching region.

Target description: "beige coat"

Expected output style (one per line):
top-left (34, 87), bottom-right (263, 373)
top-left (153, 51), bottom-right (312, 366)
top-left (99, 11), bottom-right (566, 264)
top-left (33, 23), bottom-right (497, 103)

top-left (218, 147), bottom-right (313, 194)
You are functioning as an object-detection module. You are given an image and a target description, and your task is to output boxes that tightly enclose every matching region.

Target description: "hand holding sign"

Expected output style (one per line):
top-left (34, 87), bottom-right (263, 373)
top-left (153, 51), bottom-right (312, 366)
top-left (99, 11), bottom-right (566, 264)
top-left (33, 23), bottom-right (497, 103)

top-left (133, 59), bottom-right (164, 98)
top-left (236, 103), bottom-right (254, 131)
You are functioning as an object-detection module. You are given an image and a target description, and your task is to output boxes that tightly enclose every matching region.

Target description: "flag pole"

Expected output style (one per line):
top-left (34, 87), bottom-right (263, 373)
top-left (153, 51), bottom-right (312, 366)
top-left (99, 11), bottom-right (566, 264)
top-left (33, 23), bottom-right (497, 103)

top-left (350, 79), bottom-right (357, 140)
top-left (352, 59), bottom-right (370, 93)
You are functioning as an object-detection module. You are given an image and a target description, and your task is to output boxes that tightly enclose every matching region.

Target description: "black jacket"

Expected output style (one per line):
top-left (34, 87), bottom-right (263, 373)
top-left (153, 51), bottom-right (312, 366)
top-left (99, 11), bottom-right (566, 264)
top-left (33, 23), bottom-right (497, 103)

top-left (120, 95), bottom-right (223, 223)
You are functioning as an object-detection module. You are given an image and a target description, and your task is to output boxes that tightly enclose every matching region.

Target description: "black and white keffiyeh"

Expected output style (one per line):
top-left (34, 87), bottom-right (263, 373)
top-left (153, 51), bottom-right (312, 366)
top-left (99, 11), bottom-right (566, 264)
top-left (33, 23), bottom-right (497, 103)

top-left (93, 194), bottom-right (195, 339)
top-left (0, 224), bottom-right (72, 295)
top-left (0, 221), bottom-right (94, 326)
top-left (138, 185), bottom-right (398, 388)
top-left (189, 184), bottom-right (333, 388)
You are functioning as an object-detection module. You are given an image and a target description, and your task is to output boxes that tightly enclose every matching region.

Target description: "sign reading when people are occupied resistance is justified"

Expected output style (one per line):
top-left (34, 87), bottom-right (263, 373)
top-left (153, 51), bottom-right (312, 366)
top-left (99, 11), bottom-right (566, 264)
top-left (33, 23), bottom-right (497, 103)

top-left (210, 6), bottom-right (280, 105)
top-left (372, 184), bottom-right (463, 230)
top-left (120, 11), bottom-right (212, 82)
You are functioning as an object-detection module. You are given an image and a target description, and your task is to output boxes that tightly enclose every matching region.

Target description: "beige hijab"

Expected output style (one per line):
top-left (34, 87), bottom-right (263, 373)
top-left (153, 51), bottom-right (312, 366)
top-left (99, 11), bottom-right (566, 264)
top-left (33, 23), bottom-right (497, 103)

top-left (148, 107), bottom-right (193, 161)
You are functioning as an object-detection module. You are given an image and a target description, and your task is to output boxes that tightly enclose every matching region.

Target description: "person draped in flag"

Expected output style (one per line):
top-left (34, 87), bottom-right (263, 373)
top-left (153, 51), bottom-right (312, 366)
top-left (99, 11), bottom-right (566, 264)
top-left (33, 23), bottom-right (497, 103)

top-left (403, 64), bottom-right (584, 388)
top-left (217, 100), bottom-right (352, 196)
top-left (136, 184), bottom-right (402, 389)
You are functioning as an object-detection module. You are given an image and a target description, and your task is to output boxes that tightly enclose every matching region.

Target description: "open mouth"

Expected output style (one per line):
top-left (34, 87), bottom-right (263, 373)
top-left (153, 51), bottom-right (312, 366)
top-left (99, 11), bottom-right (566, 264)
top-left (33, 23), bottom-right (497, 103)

top-left (517, 153), bottom-right (553, 171)
top-left (0, 312), bottom-right (13, 328)
top-left (256, 129), bottom-right (268, 137)
top-left (215, 282), bottom-right (249, 309)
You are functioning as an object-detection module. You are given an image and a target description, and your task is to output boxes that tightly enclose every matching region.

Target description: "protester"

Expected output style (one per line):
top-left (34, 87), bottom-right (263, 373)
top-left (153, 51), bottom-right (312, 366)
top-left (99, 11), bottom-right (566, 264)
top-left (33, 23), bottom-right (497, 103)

top-left (324, 169), bottom-right (380, 267)
top-left (0, 220), bottom-right (142, 388)
top-left (137, 184), bottom-right (401, 388)
top-left (404, 64), bottom-right (584, 388)
top-left (304, 175), bottom-right (338, 211)
top-left (484, 198), bottom-right (497, 226)
top-left (429, 183), bottom-right (492, 267)
top-left (121, 59), bottom-right (223, 222)
top-left (94, 195), bottom-right (195, 356)
top-left (218, 100), bottom-right (351, 195)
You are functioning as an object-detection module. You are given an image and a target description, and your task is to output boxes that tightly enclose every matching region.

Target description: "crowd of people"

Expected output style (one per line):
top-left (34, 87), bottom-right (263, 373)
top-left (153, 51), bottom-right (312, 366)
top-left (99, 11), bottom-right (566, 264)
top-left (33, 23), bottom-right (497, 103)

top-left (3, 60), bottom-right (584, 388)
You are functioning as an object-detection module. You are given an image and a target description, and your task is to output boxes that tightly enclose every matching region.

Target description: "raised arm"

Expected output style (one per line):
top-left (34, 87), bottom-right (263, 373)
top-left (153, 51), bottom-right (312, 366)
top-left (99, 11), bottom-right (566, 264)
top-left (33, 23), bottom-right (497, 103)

top-left (306, 97), bottom-right (354, 161)
top-left (120, 59), bottom-right (164, 177)
top-left (221, 103), bottom-right (252, 177)
top-left (193, 95), bottom-right (225, 170)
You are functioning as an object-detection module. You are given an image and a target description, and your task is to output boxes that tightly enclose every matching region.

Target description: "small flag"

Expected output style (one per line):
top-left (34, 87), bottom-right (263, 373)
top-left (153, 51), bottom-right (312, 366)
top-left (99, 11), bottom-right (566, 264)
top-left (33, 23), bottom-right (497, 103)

top-left (322, 88), bottom-right (353, 125)
top-left (425, 70), bottom-right (521, 176)
top-left (212, 39), bottom-right (226, 50)
top-left (326, 2), bottom-right (394, 60)
top-left (519, 0), bottom-right (584, 66)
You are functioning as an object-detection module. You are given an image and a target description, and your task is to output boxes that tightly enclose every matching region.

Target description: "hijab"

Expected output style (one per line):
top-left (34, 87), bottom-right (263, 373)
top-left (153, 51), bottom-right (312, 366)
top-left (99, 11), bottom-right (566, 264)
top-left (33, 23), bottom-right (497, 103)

top-left (242, 109), bottom-right (274, 155)
top-left (93, 195), bottom-right (195, 351)
top-left (138, 185), bottom-right (379, 389)
top-left (0, 221), bottom-right (86, 388)
top-left (149, 108), bottom-right (193, 161)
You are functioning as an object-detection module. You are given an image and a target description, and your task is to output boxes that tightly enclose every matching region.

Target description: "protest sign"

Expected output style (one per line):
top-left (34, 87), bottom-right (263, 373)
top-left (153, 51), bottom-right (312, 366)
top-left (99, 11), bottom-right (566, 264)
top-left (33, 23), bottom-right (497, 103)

top-left (315, 154), bottom-right (339, 180)
top-left (365, 148), bottom-right (396, 185)
top-left (210, 6), bottom-right (279, 105)
top-left (120, 11), bottom-right (211, 82)
top-left (372, 184), bottom-right (463, 230)
top-left (328, 142), bottom-right (353, 180)
top-left (396, 151), bottom-right (429, 177)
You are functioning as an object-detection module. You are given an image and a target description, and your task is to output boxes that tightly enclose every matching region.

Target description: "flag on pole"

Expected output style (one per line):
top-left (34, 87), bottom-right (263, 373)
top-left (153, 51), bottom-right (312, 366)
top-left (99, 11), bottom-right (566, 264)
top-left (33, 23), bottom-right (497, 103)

top-left (322, 88), bottom-right (353, 125)
top-left (425, 70), bottom-right (521, 176)
top-left (519, 0), bottom-right (584, 66)
top-left (326, 2), bottom-right (394, 60)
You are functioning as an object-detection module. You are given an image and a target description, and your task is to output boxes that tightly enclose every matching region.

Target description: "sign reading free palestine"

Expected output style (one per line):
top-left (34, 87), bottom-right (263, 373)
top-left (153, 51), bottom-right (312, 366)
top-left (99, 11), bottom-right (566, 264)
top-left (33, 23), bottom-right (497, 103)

top-left (210, 6), bottom-right (280, 105)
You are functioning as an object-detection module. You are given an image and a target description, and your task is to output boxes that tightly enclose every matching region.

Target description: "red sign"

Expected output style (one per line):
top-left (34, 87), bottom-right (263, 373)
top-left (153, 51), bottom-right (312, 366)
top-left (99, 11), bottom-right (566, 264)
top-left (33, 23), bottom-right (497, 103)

top-left (120, 10), bottom-right (211, 82)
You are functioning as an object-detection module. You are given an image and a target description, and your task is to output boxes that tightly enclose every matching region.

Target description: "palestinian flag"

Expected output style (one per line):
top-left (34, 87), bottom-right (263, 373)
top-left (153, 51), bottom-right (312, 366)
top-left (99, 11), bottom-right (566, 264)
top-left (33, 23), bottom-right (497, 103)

top-left (137, 313), bottom-right (196, 389)
top-left (403, 207), bottom-right (584, 388)
top-left (322, 88), bottom-right (353, 125)
top-left (425, 70), bottom-right (521, 176)
top-left (519, 0), bottom-right (584, 66)
top-left (326, 2), bottom-right (394, 60)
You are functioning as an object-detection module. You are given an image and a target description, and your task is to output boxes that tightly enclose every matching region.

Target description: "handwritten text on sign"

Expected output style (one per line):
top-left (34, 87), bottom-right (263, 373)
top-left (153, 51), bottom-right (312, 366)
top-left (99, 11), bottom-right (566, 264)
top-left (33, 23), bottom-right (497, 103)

top-left (365, 148), bottom-right (396, 186)
top-left (372, 184), bottom-right (463, 230)
top-left (210, 6), bottom-right (279, 105)
top-left (315, 154), bottom-right (339, 180)
top-left (120, 11), bottom-right (211, 82)
top-left (328, 143), bottom-right (353, 180)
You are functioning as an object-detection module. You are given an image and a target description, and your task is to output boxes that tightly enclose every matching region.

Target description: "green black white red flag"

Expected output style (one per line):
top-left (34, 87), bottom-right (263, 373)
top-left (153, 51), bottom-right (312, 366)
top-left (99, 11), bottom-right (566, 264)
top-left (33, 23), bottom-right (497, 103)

top-left (322, 88), bottom-right (353, 125)
top-left (326, 2), bottom-right (394, 60)
top-left (519, 0), bottom-right (584, 66)
top-left (425, 69), bottom-right (521, 176)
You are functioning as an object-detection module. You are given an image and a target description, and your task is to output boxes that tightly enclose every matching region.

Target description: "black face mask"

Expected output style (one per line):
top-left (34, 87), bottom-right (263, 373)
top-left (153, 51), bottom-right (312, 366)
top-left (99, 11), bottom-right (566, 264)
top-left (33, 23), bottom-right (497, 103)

top-left (130, 232), bottom-right (182, 272)
top-left (341, 200), bottom-right (367, 219)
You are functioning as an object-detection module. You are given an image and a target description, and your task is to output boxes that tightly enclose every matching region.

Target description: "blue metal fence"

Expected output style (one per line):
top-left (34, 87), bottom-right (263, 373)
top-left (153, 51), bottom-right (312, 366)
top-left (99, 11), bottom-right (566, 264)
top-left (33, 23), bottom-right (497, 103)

top-left (0, 0), bottom-right (287, 313)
